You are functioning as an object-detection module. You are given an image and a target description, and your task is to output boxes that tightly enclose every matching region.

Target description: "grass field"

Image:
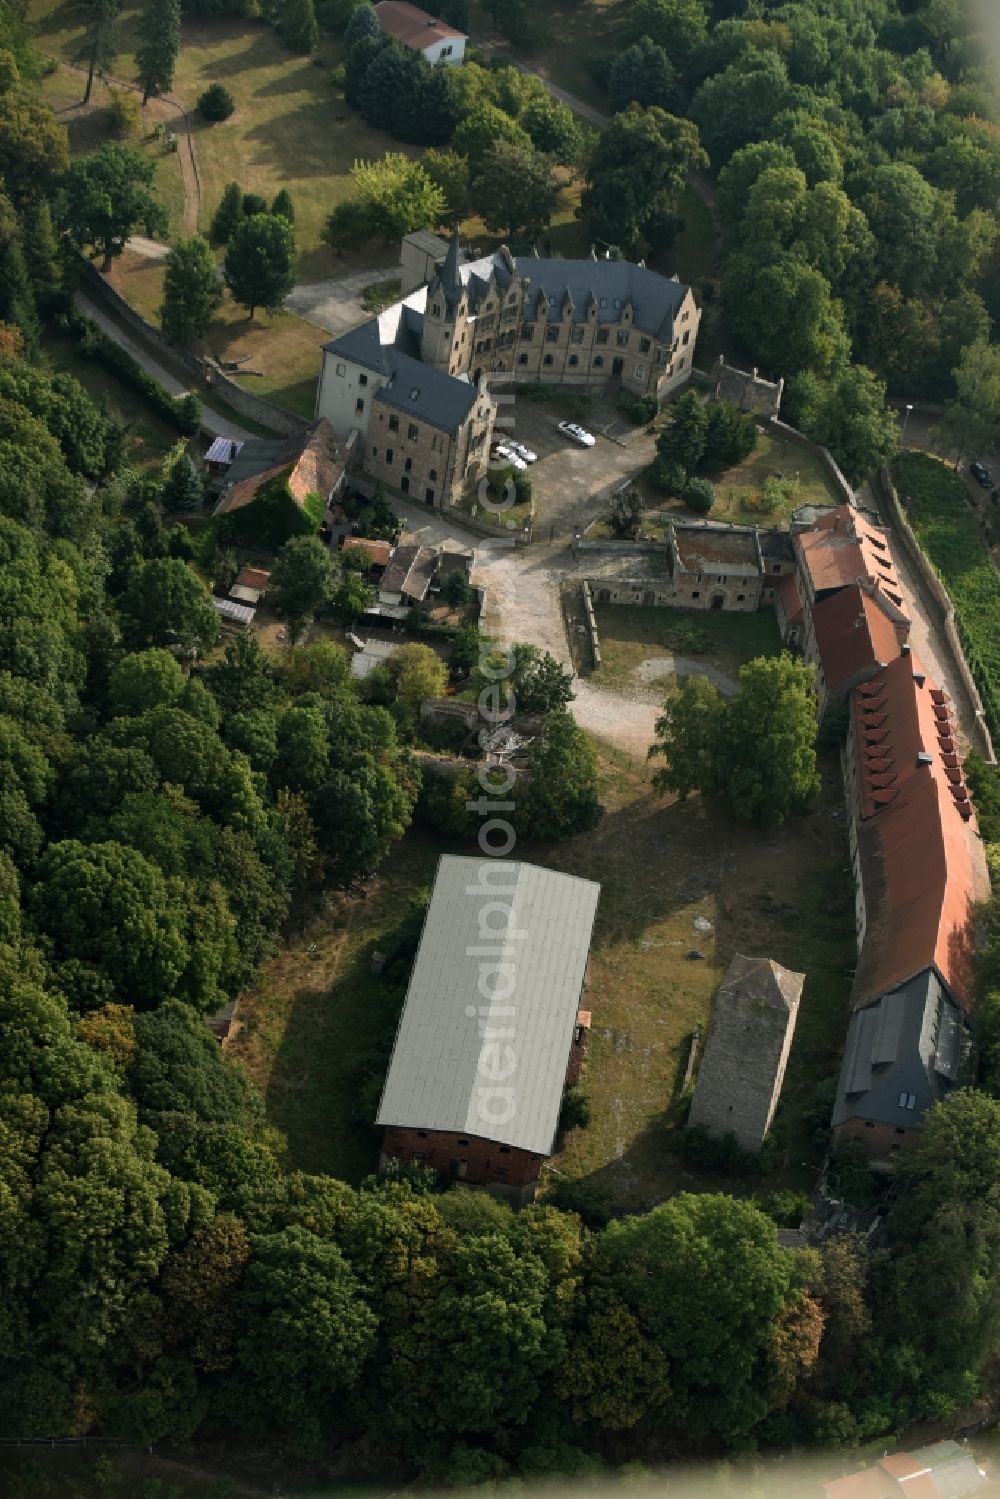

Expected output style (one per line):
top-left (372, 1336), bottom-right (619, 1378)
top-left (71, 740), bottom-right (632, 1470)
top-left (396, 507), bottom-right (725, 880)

top-left (590, 602), bottom-right (782, 697)
top-left (228, 738), bottom-right (853, 1210)
top-left (707, 430), bottom-right (842, 526)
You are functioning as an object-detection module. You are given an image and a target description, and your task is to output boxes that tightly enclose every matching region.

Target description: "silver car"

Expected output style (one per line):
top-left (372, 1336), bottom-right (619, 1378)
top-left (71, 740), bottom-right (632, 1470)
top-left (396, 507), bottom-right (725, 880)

top-left (557, 420), bottom-right (596, 448)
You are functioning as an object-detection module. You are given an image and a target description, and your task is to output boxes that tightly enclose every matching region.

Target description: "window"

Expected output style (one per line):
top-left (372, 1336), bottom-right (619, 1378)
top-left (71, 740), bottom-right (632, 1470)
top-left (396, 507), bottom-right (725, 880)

top-left (404, 457), bottom-right (413, 472)
top-left (386, 448), bottom-right (394, 464)
top-left (617, 329), bottom-right (629, 347)
top-left (358, 373), bottom-right (368, 387)
top-left (336, 362), bottom-right (346, 376)
top-left (737, 593), bottom-right (745, 602)
top-left (521, 322), bottom-right (533, 341)
top-left (388, 415), bottom-right (399, 433)
top-left (772, 563), bottom-right (781, 573)
top-left (639, 337), bottom-right (651, 354)
top-left (543, 354), bottom-right (553, 366)
top-left (570, 327), bottom-right (584, 344)
top-left (895, 1127), bottom-right (905, 1135)
top-left (682, 330), bottom-right (690, 346)
top-left (599, 297), bottom-right (607, 307)
top-left (635, 363), bottom-right (646, 379)
top-left (371, 446), bottom-right (377, 456)
top-left (509, 292), bottom-right (518, 304)
top-left (593, 355), bottom-right (604, 368)
top-left (691, 590), bottom-right (700, 599)
top-left (864, 1120), bottom-right (875, 1128)
top-left (429, 467), bottom-right (437, 481)
top-left (431, 433), bottom-right (443, 452)
top-left (613, 298), bottom-right (621, 309)
top-left (681, 310), bottom-right (689, 322)
top-left (409, 387), bottom-right (420, 399)
top-left (898, 1091), bottom-right (918, 1109)
top-left (518, 353), bottom-right (529, 365)
top-left (407, 422), bottom-right (418, 441)
top-left (499, 1145), bottom-right (511, 1154)
top-left (569, 354), bottom-right (579, 367)
top-left (596, 327), bottom-right (609, 345)
top-left (452, 1159), bottom-right (468, 1179)
top-left (441, 44), bottom-right (452, 56)
top-left (432, 303), bottom-right (440, 317)
top-left (400, 475), bottom-right (410, 494)
top-left (546, 326), bottom-right (559, 343)
top-left (355, 398), bottom-right (364, 413)
top-left (677, 356), bottom-right (686, 369)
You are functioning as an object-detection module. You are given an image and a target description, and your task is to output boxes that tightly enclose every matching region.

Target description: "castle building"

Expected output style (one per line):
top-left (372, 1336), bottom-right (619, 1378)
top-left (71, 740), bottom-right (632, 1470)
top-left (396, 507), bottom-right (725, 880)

top-left (315, 231), bottom-right (701, 508)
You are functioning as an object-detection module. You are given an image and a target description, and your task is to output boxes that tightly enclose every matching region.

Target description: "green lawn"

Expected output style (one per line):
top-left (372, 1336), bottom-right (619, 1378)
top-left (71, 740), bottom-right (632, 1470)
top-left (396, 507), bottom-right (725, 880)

top-left (894, 449), bottom-right (1000, 742)
top-left (590, 601), bottom-right (782, 697)
top-left (707, 429), bottom-right (841, 527)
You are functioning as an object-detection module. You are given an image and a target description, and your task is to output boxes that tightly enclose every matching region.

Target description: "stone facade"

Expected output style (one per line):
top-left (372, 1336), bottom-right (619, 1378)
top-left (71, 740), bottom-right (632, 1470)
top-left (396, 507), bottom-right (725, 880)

top-left (365, 387), bottom-right (495, 507)
top-left (688, 953), bottom-right (805, 1153)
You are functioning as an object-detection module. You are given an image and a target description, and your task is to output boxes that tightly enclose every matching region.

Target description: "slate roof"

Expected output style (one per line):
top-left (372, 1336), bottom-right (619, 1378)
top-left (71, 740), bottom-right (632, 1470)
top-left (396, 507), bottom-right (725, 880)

top-left (759, 530), bottom-right (795, 563)
top-left (374, 0), bottom-right (465, 48)
top-left (376, 350), bottom-right (480, 433)
top-left (381, 543), bottom-right (439, 600)
top-left (832, 968), bottom-right (973, 1131)
top-left (812, 583), bottom-right (906, 692)
top-left (513, 256), bottom-right (689, 341)
top-left (376, 856), bottom-right (601, 1155)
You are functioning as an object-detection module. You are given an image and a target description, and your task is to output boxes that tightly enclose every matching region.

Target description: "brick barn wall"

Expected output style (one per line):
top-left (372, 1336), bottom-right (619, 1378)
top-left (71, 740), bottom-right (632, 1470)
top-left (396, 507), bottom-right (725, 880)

top-left (381, 1125), bottom-right (544, 1204)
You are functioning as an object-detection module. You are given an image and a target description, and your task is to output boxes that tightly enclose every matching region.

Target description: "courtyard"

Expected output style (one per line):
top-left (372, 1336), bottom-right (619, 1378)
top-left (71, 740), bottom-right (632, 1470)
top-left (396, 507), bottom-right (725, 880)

top-left (588, 602), bottom-right (784, 701)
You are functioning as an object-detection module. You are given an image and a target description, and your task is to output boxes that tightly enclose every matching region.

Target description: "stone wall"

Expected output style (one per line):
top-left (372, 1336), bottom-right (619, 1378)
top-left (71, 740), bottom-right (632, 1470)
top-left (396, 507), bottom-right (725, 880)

top-left (876, 466), bottom-right (996, 765)
top-left (80, 264), bottom-right (308, 437)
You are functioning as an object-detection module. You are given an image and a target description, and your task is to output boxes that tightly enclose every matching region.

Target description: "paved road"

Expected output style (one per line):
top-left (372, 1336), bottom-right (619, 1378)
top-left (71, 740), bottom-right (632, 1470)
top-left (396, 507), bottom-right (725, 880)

top-left (287, 267), bottom-right (401, 338)
top-left (77, 292), bottom-right (258, 443)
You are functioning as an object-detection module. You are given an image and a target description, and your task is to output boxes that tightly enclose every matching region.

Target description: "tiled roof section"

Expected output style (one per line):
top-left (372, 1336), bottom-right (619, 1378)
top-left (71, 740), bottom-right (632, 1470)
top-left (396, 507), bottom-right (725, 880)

top-left (851, 653), bottom-right (977, 1008)
top-left (823, 1468), bottom-right (899, 1499)
top-left (235, 566), bottom-right (270, 591)
top-left (759, 530), bottom-right (795, 563)
top-left (776, 571), bottom-right (803, 628)
top-left (812, 583), bottom-right (906, 691)
top-left (795, 504), bottom-right (904, 608)
top-left (205, 436), bottom-right (243, 465)
top-left (216, 420), bottom-right (345, 516)
top-left (673, 523), bottom-right (760, 572)
top-left (381, 543), bottom-right (439, 600)
top-left (374, 0), bottom-right (465, 48)
top-left (342, 537), bottom-right (392, 567)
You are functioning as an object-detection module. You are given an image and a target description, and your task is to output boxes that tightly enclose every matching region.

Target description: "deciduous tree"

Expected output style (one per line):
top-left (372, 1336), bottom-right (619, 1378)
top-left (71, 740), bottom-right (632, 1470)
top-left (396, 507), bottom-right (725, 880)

top-left (161, 234), bottom-right (223, 345)
top-left (270, 535), bottom-right (335, 642)
top-left (223, 213), bottom-right (296, 320)
top-left (118, 557), bottom-right (220, 658)
top-left (471, 140), bottom-right (559, 240)
top-left (522, 710), bottom-right (598, 840)
top-left (60, 144), bottom-right (167, 270)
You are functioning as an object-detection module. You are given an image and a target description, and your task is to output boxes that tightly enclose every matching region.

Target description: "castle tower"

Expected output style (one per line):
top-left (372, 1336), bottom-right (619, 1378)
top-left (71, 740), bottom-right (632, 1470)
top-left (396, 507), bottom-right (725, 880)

top-left (421, 228), bottom-right (467, 376)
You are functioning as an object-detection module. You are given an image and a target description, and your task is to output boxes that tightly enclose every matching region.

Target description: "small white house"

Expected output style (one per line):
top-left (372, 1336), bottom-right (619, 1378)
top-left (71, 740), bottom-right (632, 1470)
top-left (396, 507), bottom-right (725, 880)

top-left (374, 0), bottom-right (466, 64)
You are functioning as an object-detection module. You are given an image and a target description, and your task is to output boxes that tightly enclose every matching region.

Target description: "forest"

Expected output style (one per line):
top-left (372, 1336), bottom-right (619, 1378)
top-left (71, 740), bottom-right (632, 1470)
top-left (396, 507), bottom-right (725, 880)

top-left (3, 0), bottom-right (1000, 1486)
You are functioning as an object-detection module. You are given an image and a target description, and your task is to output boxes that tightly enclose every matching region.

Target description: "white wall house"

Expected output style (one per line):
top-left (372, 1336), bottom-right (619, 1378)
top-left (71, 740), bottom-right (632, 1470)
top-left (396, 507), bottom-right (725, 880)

top-left (374, 1), bottom-right (467, 64)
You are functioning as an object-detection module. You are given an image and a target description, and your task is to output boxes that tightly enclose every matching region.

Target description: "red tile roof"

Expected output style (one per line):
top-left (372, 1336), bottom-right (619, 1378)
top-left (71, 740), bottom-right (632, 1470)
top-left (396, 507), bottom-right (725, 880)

top-left (881, 1455), bottom-right (924, 1481)
top-left (374, 0), bottom-right (464, 48)
top-left (235, 566), bottom-right (271, 591)
top-left (342, 537), bottom-right (392, 567)
top-left (795, 505), bottom-right (904, 609)
top-left (216, 420), bottom-right (345, 517)
top-left (823, 1468), bottom-right (898, 1499)
top-left (812, 583), bottom-right (906, 691)
top-left (851, 653), bottom-right (977, 1008)
top-left (776, 571), bottom-right (803, 629)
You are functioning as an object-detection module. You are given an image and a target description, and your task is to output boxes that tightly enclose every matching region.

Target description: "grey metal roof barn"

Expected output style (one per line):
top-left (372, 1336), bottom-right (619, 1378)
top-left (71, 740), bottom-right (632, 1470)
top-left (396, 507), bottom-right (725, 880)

top-left (376, 856), bottom-right (601, 1155)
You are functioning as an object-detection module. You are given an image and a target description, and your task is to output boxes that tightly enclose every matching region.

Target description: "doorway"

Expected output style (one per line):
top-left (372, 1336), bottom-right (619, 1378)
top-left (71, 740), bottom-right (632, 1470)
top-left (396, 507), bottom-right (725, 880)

top-left (400, 476), bottom-right (410, 494)
top-left (711, 593), bottom-right (725, 610)
top-left (612, 357), bottom-right (624, 377)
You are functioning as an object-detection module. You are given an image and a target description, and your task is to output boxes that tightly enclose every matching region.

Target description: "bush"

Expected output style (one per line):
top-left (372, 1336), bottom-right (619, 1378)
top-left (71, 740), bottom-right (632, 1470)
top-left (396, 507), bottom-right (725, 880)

top-left (683, 476), bottom-right (716, 514)
top-left (198, 83), bottom-right (236, 121)
top-left (241, 192), bottom-right (267, 217)
top-left (73, 313), bottom-right (201, 436)
top-left (617, 389), bottom-right (658, 426)
top-left (107, 88), bottom-right (141, 138)
top-left (649, 457), bottom-right (687, 496)
top-left (558, 1086), bottom-right (591, 1134)
top-left (439, 570), bottom-right (471, 608)
top-left (763, 1189), bottom-right (812, 1228)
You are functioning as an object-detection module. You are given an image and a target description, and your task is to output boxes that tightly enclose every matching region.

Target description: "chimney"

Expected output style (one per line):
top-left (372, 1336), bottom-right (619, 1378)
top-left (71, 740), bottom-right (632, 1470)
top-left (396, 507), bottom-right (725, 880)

top-left (901, 642), bottom-right (911, 655)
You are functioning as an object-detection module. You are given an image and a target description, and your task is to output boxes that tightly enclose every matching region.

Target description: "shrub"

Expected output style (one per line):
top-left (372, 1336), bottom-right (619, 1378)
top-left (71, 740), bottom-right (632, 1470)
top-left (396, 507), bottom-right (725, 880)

top-left (763, 1189), bottom-right (812, 1228)
top-left (617, 389), bottom-right (658, 426)
top-left (558, 1086), bottom-right (591, 1134)
top-left (649, 457), bottom-right (687, 496)
top-left (513, 470), bottom-right (532, 507)
top-left (198, 83), bottom-right (235, 121)
top-left (73, 313), bottom-right (201, 436)
top-left (241, 192), bottom-right (267, 217)
top-left (107, 88), bottom-right (141, 138)
top-left (683, 476), bottom-right (716, 513)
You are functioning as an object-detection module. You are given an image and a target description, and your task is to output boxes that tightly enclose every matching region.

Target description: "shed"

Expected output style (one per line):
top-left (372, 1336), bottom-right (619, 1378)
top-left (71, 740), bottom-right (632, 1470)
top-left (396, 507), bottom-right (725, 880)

top-left (212, 596), bottom-right (255, 630)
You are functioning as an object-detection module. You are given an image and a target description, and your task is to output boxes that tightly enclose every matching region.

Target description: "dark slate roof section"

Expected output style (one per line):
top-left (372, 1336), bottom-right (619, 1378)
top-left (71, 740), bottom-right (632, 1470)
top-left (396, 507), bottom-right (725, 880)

top-left (759, 530), bottom-right (795, 563)
top-left (831, 968), bottom-right (974, 1131)
top-left (514, 257), bottom-right (690, 340)
top-left (375, 350), bottom-right (479, 434)
top-left (323, 317), bottom-right (397, 375)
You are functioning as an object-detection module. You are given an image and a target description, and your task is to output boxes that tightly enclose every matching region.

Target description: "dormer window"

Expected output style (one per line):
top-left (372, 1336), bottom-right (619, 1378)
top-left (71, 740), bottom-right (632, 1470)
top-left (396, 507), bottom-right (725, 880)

top-left (432, 304), bottom-right (440, 317)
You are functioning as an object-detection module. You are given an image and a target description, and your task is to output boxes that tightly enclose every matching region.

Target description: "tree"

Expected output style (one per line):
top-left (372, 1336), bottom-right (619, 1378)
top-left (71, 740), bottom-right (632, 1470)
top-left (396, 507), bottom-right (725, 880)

top-left (136, 0), bottom-right (181, 104)
top-left (271, 536), bottom-right (335, 642)
top-left (423, 147), bottom-right (470, 223)
top-left (702, 401), bottom-right (758, 472)
top-left (391, 641), bottom-right (448, 719)
top-left (162, 446), bottom-right (204, 513)
top-left (119, 557), bottom-right (220, 658)
top-left (344, 0), bottom-right (379, 49)
top-left (452, 103), bottom-right (533, 175)
top-left (716, 140), bottom-right (797, 232)
top-left (471, 141), bottom-right (559, 240)
top-left (625, 0), bottom-right (709, 71)
top-left (648, 674), bottom-right (726, 801)
top-left (331, 571), bottom-right (374, 619)
top-left (934, 340), bottom-right (1000, 464)
top-left (270, 188), bottom-right (295, 225)
top-left (520, 96), bottom-right (581, 167)
top-left (21, 201), bottom-right (63, 314)
top-left (506, 643), bottom-right (574, 715)
top-left (76, 0), bottom-right (121, 106)
top-left (582, 105), bottom-right (707, 259)
top-left (0, 87), bottom-right (69, 209)
top-left (720, 656), bottom-right (820, 825)
top-left (160, 234), bottom-right (222, 344)
top-left (521, 710), bottom-right (598, 840)
top-left (683, 475), bottom-right (715, 513)
top-left (198, 82), bottom-right (235, 121)
top-left (32, 839), bottom-right (189, 1005)
top-left (785, 365), bottom-right (899, 485)
top-left (723, 252), bottom-right (848, 376)
top-left (279, 0), bottom-right (319, 53)
top-left (690, 50), bottom-right (794, 167)
top-left (0, 195), bottom-right (37, 355)
top-left (656, 389), bottom-right (708, 474)
top-left (608, 38), bottom-right (676, 115)
top-left (108, 648), bottom-right (185, 718)
top-left (210, 181), bottom-right (243, 246)
top-left (603, 1194), bottom-right (796, 1444)
top-left (223, 213), bottom-right (296, 320)
top-left (440, 570), bottom-right (471, 608)
top-left (326, 154), bottom-right (446, 251)
top-left (60, 144), bottom-right (167, 270)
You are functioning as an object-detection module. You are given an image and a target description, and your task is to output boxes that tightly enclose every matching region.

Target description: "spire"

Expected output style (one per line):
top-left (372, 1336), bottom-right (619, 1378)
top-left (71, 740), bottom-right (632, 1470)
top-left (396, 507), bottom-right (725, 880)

top-left (440, 226), bottom-right (462, 303)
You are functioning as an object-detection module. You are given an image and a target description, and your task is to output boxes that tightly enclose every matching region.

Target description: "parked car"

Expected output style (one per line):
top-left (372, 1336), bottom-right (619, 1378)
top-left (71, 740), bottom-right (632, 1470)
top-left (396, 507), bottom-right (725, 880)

top-left (970, 460), bottom-right (994, 489)
top-left (506, 439), bottom-right (538, 464)
top-left (557, 420), bottom-right (596, 448)
top-left (490, 442), bottom-right (527, 471)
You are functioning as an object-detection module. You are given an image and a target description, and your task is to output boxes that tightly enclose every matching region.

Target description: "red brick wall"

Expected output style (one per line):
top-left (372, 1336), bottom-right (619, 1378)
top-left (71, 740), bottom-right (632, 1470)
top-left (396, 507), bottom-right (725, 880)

top-left (833, 1118), bottom-right (921, 1162)
top-left (381, 1126), bottom-right (544, 1200)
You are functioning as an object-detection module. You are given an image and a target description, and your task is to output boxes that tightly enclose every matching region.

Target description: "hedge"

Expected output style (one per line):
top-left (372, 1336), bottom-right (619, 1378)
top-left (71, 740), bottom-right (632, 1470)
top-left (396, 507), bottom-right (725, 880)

top-left (893, 451), bottom-right (1000, 740)
top-left (68, 310), bottom-right (202, 436)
